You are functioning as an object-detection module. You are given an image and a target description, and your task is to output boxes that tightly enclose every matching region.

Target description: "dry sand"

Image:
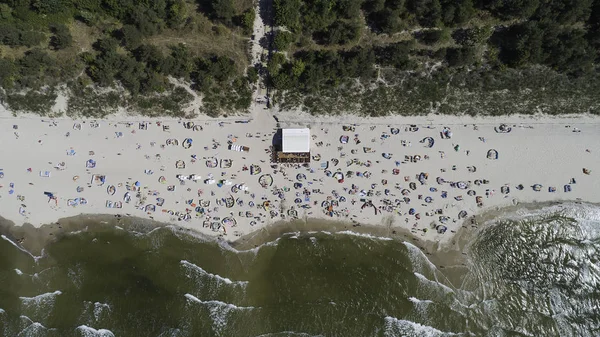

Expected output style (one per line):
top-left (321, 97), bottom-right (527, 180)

top-left (1, 107), bottom-right (599, 251)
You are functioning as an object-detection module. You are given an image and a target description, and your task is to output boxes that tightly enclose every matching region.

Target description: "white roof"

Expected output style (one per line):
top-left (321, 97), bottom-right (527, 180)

top-left (282, 128), bottom-right (310, 153)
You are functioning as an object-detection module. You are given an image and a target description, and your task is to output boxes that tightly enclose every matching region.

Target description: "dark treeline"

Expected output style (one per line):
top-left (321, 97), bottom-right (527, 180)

top-left (0, 0), bottom-right (255, 116)
top-left (270, 0), bottom-right (600, 115)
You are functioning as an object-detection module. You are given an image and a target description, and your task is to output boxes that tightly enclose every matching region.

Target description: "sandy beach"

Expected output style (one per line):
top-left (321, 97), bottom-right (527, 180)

top-left (1, 107), bottom-right (600, 247)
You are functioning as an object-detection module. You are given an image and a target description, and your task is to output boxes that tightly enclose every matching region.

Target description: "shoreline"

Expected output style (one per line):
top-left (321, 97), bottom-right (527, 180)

top-left (1, 198), bottom-right (591, 259)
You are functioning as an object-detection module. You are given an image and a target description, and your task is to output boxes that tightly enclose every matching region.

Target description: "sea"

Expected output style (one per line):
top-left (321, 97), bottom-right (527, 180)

top-left (0, 202), bottom-right (599, 337)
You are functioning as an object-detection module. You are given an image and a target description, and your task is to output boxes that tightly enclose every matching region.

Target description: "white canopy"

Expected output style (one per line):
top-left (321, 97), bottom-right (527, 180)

top-left (282, 128), bottom-right (310, 153)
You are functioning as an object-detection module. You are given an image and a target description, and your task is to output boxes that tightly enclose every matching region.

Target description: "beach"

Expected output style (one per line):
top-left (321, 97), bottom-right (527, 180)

top-left (1, 108), bottom-right (600, 248)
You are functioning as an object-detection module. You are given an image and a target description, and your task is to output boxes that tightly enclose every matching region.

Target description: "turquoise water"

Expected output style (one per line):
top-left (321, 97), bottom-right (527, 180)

top-left (0, 203), bottom-right (599, 337)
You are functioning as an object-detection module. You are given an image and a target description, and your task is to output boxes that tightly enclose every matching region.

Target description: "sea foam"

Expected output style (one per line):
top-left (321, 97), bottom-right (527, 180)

top-left (19, 290), bottom-right (62, 304)
top-left (185, 293), bottom-right (255, 335)
top-left (184, 294), bottom-right (254, 310)
top-left (383, 316), bottom-right (462, 336)
top-left (336, 230), bottom-right (393, 241)
top-left (181, 260), bottom-right (248, 286)
top-left (76, 325), bottom-right (115, 337)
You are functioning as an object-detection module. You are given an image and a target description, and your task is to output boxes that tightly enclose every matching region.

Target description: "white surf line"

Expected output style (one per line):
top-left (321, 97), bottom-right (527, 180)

top-left (19, 290), bottom-right (62, 302)
top-left (180, 260), bottom-right (249, 286)
top-left (184, 293), bottom-right (255, 310)
top-left (1, 235), bottom-right (43, 262)
top-left (76, 325), bottom-right (115, 337)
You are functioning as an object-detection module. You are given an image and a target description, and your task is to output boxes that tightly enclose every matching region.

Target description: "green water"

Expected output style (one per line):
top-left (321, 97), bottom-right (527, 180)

top-left (1, 203), bottom-right (599, 337)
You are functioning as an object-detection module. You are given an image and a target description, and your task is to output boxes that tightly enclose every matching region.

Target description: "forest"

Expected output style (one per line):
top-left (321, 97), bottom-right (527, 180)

top-left (270, 0), bottom-right (600, 116)
top-left (0, 0), bottom-right (598, 117)
top-left (0, 0), bottom-right (255, 117)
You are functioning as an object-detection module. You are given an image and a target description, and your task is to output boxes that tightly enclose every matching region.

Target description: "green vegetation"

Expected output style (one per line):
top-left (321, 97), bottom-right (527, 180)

top-left (270, 0), bottom-right (600, 116)
top-left (0, 0), bottom-right (254, 116)
top-left (1, 0), bottom-right (599, 118)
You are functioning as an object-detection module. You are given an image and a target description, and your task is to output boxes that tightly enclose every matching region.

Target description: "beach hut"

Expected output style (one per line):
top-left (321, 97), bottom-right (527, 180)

top-left (166, 139), bottom-right (179, 146)
top-left (382, 153), bottom-right (392, 159)
top-left (86, 159), bottom-right (96, 168)
top-left (158, 176), bottom-right (166, 183)
top-left (331, 158), bottom-right (339, 166)
top-left (145, 204), bottom-right (156, 212)
top-left (583, 168), bottom-right (591, 175)
top-left (184, 121), bottom-right (194, 129)
top-left (176, 160), bottom-right (186, 169)
top-left (487, 149), bottom-right (499, 160)
top-left (340, 135), bottom-right (349, 144)
top-left (342, 126), bottom-right (355, 132)
top-left (532, 184), bottom-right (542, 191)
top-left (458, 210), bottom-right (468, 219)
top-left (40, 171), bottom-right (51, 177)
top-left (390, 127), bottom-right (400, 135)
top-left (183, 138), bottom-right (193, 149)
top-left (194, 125), bottom-right (203, 131)
top-left (501, 186), bottom-right (510, 194)
top-left (564, 185), bottom-right (572, 192)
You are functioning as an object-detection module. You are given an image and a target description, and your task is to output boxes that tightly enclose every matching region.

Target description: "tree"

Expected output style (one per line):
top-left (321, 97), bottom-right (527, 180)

top-left (482, 0), bottom-right (540, 19)
top-left (0, 58), bottom-right (16, 88)
top-left (375, 41), bottom-right (416, 69)
top-left (408, 0), bottom-right (442, 27)
top-left (119, 25), bottom-right (143, 50)
top-left (416, 29), bottom-right (450, 45)
top-left (246, 66), bottom-right (258, 83)
top-left (32, 0), bottom-right (72, 14)
top-left (168, 43), bottom-right (193, 79)
top-left (239, 8), bottom-right (255, 34)
top-left (274, 30), bottom-right (295, 50)
top-left (134, 45), bottom-right (165, 72)
top-left (20, 30), bottom-right (45, 47)
top-left (166, 0), bottom-right (187, 28)
top-left (441, 0), bottom-right (474, 26)
top-left (211, 0), bottom-right (235, 23)
top-left (274, 0), bottom-right (301, 30)
top-left (445, 46), bottom-right (477, 66)
top-left (50, 24), bottom-right (73, 50)
top-left (335, 0), bottom-right (364, 18)
top-left (318, 20), bottom-right (361, 45)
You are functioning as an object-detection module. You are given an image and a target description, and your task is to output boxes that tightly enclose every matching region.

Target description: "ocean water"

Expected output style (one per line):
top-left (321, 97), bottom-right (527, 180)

top-left (0, 203), bottom-right (599, 337)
